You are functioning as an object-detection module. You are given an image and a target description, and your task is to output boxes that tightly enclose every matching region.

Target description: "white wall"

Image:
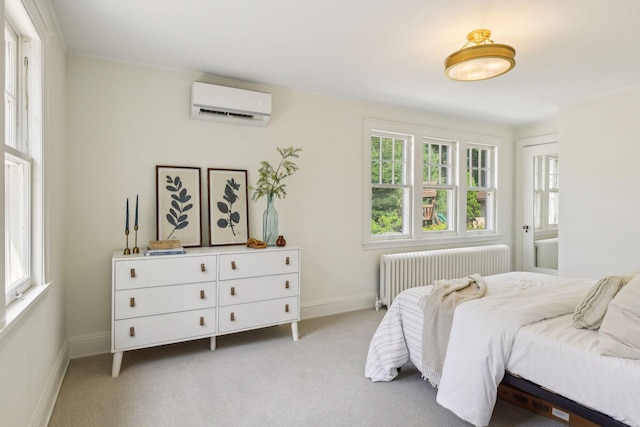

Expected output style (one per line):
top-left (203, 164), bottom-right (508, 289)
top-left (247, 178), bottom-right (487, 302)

top-left (65, 56), bottom-right (515, 355)
top-left (560, 86), bottom-right (640, 278)
top-left (0, 0), bottom-right (68, 426)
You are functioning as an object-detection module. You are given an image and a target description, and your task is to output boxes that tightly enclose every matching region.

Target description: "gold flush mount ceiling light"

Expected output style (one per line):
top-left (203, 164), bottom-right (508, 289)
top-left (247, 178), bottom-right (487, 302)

top-left (444, 29), bottom-right (516, 81)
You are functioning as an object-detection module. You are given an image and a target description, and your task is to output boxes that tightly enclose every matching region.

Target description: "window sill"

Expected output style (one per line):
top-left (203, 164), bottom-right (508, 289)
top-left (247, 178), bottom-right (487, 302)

top-left (0, 282), bottom-right (51, 345)
top-left (363, 234), bottom-right (504, 251)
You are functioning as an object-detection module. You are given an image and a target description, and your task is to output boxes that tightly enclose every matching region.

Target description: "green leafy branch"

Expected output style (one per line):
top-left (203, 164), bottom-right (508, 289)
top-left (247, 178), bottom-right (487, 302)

top-left (250, 147), bottom-right (302, 201)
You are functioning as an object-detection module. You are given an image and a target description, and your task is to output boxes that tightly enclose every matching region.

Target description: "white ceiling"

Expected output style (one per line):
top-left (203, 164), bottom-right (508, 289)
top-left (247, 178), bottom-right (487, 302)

top-left (48, 0), bottom-right (640, 126)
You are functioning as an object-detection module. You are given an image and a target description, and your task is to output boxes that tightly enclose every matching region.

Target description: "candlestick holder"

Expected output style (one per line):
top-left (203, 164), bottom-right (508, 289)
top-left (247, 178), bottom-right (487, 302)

top-left (124, 229), bottom-right (131, 255)
top-left (133, 225), bottom-right (139, 253)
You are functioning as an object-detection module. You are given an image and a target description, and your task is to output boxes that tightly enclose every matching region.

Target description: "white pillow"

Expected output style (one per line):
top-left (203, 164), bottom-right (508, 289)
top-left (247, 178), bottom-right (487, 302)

top-left (573, 275), bottom-right (630, 330)
top-left (599, 274), bottom-right (640, 359)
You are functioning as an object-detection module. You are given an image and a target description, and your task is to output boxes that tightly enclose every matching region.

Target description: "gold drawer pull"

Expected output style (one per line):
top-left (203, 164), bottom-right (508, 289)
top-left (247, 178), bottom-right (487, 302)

top-left (129, 327), bottom-right (135, 337)
top-left (200, 290), bottom-right (205, 299)
top-left (130, 297), bottom-right (135, 307)
top-left (231, 261), bottom-right (236, 270)
top-left (230, 312), bottom-right (235, 321)
top-left (230, 287), bottom-right (235, 296)
top-left (285, 256), bottom-right (290, 265)
top-left (200, 316), bottom-right (204, 326)
top-left (285, 304), bottom-right (290, 313)
top-left (201, 263), bottom-right (206, 272)
top-left (130, 268), bottom-right (136, 278)
top-left (285, 280), bottom-right (290, 289)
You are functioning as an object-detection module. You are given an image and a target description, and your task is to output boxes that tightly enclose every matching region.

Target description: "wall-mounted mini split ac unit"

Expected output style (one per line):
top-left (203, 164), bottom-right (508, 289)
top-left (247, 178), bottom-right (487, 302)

top-left (191, 82), bottom-right (272, 126)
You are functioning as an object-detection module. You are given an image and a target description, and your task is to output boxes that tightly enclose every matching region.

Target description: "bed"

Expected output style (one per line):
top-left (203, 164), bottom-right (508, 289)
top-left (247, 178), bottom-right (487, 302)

top-left (365, 271), bottom-right (640, 427)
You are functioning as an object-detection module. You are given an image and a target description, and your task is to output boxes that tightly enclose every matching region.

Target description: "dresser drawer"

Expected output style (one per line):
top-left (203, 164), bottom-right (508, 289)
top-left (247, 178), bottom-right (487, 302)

top-left (113, 308), bottom-right (216, 351)
top-left (219, 250), bottom-right (299, 280)
top-left (218, 274), bottom-right (298, 306)
top-left (114, 255), bottom-right (217, 290)
top-left (114, 282), bottom-right (216, 320)
top-left (218, 297), bottom-right (298, 333)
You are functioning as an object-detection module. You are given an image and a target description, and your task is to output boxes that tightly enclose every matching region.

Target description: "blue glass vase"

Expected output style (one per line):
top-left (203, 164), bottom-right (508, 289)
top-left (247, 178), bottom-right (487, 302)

top-left (263, 194), bottom-right (278, 246)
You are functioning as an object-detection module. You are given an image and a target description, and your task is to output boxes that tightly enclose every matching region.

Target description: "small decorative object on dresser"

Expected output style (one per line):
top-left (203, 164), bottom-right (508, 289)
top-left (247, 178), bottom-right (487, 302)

top-left (250, 147), bottom-right (302, 246)
top-left (276, 235), bottom-right (286, 247)
top-left (132, 194), bottom-right (140, 253)
top-left (156, 165), bottom-right (202, 247)
top-left (111, 246), bottom-right (300, 377)
top-left (124, 198), bottom-right (131, 255)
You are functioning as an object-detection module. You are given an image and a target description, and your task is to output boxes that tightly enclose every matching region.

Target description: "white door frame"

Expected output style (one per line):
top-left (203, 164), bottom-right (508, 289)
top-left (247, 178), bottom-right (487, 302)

top-left (515, 134), bottom-right (559, 272)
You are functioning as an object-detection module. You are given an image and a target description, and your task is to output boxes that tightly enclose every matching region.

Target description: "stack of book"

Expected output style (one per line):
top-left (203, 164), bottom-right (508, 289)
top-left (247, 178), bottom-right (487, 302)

top-left (144, 240), bottom-right (186, 256)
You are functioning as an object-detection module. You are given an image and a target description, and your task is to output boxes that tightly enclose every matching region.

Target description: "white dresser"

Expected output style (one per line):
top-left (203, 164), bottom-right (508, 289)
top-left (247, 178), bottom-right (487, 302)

top-left (111, 246), bottom-right (300, 377)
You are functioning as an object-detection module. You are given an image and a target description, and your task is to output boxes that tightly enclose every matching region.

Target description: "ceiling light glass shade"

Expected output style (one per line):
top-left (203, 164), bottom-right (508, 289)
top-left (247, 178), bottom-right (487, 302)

top-left (444, 29), bottom-right (516, 81)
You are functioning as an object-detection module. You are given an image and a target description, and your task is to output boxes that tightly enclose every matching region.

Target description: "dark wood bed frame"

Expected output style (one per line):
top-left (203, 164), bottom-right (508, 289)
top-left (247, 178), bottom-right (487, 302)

top-left (499, 373), bottom-right (628, 427)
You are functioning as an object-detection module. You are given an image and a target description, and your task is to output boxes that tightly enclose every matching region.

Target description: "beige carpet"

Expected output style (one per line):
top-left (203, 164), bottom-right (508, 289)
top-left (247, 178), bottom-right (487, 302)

top-left (49, 309), bottom-right (562, 426)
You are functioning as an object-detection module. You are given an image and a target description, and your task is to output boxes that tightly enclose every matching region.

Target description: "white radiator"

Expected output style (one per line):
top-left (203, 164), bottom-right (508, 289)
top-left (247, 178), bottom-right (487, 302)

top-left (378, 244), bottom-right (510, 308)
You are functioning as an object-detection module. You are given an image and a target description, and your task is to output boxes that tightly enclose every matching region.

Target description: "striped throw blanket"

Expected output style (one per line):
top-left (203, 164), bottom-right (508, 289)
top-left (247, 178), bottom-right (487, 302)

top-left (419, 274), bottom-right (487, 387)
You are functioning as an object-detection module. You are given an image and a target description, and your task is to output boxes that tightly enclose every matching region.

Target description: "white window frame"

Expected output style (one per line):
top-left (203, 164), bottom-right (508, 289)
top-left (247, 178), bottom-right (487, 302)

top-left (363, 118), bottom-right (502, 250)
top-left (465, 143), bottom-right (497, 234)
top-left (369, 130), bottom-right (413, 242)
top-left (3, 0), bottom-right (45, 318)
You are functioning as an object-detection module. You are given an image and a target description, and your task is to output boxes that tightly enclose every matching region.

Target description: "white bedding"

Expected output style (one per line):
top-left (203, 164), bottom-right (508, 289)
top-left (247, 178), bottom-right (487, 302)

top-left (365, 272), bottom-right (640, 426)
top-left (509, 314), bottom-right (640, 426)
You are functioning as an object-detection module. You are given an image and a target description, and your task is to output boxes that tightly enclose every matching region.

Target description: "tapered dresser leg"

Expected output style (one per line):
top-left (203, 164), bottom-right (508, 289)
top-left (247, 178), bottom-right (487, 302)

top-left (291, 321), bottom-right (299, 341)
top-left (112, 351), bottom-right (123, 377)
top-left (210, 336), bottom-right (216, 351)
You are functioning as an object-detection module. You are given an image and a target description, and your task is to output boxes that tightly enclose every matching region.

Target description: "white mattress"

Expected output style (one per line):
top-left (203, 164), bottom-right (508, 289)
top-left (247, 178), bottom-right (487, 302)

top-left (509, 313), bottom-right (640, 426)
top-left (366, 271), bottom-right (639, 426)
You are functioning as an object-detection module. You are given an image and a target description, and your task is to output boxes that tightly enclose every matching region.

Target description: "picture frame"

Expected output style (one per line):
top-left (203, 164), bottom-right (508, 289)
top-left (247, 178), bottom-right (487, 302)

top-left (207, 168), bottom-right (249, 246)
top-left (156, 165), bottom-right (202, 247)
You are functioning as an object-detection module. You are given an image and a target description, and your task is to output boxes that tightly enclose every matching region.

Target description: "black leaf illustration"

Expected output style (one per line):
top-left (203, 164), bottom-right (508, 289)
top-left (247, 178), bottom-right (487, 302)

top-left (216, 178), bottom-right (243, 236)
top-left (217, 202), bottom-right (229, 214)
top-left (164, 175), bottom-right (192, 239)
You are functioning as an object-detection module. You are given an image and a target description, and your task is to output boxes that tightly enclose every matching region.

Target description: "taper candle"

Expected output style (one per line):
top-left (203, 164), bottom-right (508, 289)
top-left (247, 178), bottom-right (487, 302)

top-left (126, 198), bottom-right (129, 231)
top-left (135, 194), bottom-right (139, 228)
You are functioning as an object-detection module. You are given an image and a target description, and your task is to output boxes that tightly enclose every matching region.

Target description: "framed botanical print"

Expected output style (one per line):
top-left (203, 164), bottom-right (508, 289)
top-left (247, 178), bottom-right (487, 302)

top-left (207, 168), bottom-right (249, 246)
top-left (156, 165), bottom-right (202, 247)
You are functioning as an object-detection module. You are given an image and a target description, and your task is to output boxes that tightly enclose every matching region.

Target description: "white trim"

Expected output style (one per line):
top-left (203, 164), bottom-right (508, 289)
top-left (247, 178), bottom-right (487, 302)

top-left (29, 338), bottom-right (69, 427)
top-left (363, 233), bottom-right (504, 251)
top-left (301, 292), bottom-right (377, 320)
top-left (0, 282), bottom-right (49, 343)
top-left (68, 331), bottom-right (111, 359)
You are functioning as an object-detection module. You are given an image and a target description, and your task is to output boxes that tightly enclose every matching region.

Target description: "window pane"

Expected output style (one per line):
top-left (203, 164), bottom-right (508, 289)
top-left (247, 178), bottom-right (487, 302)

top-left (371, 161), bottom-right (380, 184)
top-left (5, 154), bottom-right (29, 292)
top-left (371, 187), bottom-right (405, 235)
top-left (534, 192), bottom-right (542, 228)
top-left (548, 192), bottom-right (559, 225)
top-left (467, 146), bottom-right (491, 188)
top-left (422, 187), bottom-right (453, 232)
top-left (5, 25), bottom-right (17, 149)
top-left (370, 136), bottom-right (380, 159)
top-left (423, 140), bottom-right (452, 185)
top-left (467, 190), bottom-right (487, 230)
top-left (372, 135), bottom-right (406, 185)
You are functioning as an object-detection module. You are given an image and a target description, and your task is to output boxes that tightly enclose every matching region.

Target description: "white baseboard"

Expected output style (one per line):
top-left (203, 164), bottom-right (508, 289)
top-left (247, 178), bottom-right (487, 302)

top-left (300, 292), bottom-right (377, 319)
top-left (30, 339), bottom-right (69, 427)
top-left (69, 331), bottom-right (110, 359)
top-left (67, 294), bottom-right (378, 359)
